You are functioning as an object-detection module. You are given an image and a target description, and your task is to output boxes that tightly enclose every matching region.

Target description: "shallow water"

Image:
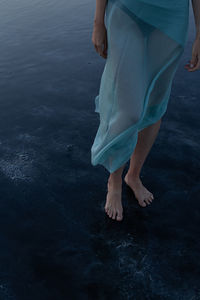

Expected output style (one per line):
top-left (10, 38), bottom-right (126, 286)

top-left (0, 1), bottom-right (199, 299)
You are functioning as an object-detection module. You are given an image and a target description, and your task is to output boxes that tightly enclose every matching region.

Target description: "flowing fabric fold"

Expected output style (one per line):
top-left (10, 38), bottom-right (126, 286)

top-left (113, 0), bottom-right (189, 46)
top-left (91, 0), bottom-right (189, 173)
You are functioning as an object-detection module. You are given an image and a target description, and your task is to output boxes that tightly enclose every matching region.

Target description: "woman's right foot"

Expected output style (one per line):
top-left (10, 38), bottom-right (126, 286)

top-left (104, 178), bottom-right (123, 221)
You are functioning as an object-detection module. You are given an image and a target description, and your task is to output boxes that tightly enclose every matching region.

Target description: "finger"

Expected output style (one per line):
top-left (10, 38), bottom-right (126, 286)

top-left (189, 54), bottom-right (198, 68)
top-left (184, 59), bottom-right (193, 69)
top-left (94, 44), bottom-right (98, 52)
top-left (102, 49), bottom-right (107, 59)
top-left (93, 43), bottom-right (101, 54)
top-left (188, 55), bottom-right (199, 70)
top-left (96, 44), bottom-right (104, 56)
top-left (188, 65), bottom-right (198, 71)
top-left (103, 37), bottom-right (108, 56)
top-left (94, 44), bottom-right (100, 55)
top-left (188, 60), bottom-right (200, 71)
top-left (185, 55), bottom-right (200, 71)
top-left (101, 41), bottom-right (107, 59)
top-left (102, 46), bottom-right (107, 58)
top-left (97, 44), bottom-right (107, 59)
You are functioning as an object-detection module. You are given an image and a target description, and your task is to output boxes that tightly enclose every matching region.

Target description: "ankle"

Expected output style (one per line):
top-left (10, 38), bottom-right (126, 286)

top-left (108, 175), bottom-right (122, 187)
top-left (125, 171), bottom-right (140, 181)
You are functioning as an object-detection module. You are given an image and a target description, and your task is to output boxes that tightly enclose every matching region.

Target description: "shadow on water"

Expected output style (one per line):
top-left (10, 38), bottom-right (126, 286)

top-left (0, 0), bottom-right (199, 299)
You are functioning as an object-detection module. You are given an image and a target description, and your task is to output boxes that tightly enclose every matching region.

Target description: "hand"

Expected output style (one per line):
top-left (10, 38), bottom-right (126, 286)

top-left (184, 36), bottom-right (200, 71)
top-left (92, 22), bottom-right (108, 59)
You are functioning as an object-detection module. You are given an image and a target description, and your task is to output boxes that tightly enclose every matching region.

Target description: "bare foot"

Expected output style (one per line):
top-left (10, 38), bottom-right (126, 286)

top-left (104, 179), bottom-right (123, 221)
top-left (124, 173), bottom-right (154, 207)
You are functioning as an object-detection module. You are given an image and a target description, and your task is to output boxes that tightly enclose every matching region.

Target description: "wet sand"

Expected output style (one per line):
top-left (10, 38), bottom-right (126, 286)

top-left (0, 0), bottom-right (199, 299)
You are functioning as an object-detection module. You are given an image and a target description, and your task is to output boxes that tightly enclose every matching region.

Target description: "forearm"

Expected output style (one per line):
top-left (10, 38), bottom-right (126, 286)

top-left (93, 0), bottom-right (108, 25)
top-left (192, 0), bottom-right (200, 39)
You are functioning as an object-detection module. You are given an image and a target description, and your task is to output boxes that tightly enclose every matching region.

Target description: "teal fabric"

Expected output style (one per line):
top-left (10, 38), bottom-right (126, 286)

top-left (91, 0), bottom-right (189, 173)
top-left (115, 0), bottom-right (189, 46)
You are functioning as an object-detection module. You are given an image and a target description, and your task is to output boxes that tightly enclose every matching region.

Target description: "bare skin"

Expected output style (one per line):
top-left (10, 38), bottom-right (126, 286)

top-left (105, 165), bottom-right (124, 221)
top-left (184, 0), bottom-right (200, 72)
top-left (105, 119), bottom-right (161, 221)
top-left (124, 119), bottom-right (161, 208)
top-left (92, 0), bottom-right (108, 59)
top-left (92, 0), bottom-right (200, 221)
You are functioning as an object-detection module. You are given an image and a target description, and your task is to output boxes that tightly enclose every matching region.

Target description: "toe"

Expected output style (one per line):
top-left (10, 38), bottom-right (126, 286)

top-left (139, 199), bottom-right (147, 207)
top-left (116, 211), bottom-right (123, 221)
top-left (149, 196), bottom-right (153, 203)
top-left (145, 198), bottom-right (151, 205)
top-left (139, 200), bottom-right (147, 207)
top-left (148, 197), bottom-right (152, 204)
top-left (108, 209), bottom-right (113, 218)
top-left (112, 210), bottom-right (116, 220)
top-left (106, 207), bottom-right (110, 216)
top-left (149, 194), bottom-right (154, 203)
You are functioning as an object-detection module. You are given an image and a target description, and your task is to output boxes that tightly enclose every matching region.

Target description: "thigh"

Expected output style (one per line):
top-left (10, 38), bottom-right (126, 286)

top-left (105, 3), bottom-right (149, 131)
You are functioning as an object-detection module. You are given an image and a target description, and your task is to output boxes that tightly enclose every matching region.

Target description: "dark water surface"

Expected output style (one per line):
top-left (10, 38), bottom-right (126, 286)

top-left (0, 0), bottom-right (199, 299)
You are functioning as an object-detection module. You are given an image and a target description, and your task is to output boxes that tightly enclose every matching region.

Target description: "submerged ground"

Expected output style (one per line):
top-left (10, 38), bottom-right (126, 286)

top-left (0, 0), bottom-right (199, 299)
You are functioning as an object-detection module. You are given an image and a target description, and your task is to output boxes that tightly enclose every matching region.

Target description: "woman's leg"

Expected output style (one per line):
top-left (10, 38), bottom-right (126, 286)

top-left (105, 164), bottom-right (125, 221)
top-left (104, 118), bottom-right (161, 220)
top-left (124, 118), bottom-right (162, 207)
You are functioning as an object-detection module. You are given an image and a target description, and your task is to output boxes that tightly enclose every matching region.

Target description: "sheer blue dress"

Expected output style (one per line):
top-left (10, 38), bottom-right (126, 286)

top-left (91, 0), bottom-right (189, 173)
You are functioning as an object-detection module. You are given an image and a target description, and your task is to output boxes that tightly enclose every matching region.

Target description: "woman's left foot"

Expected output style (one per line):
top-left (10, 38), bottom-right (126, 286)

top-left (124, 173), bottom-right (154, 207)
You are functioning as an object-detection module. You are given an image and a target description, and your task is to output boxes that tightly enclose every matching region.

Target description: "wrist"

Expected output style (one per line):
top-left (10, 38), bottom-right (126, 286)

top-left (94, 18), bottom-right (105, 26)
top-left (195, 29), bottom-right (200, 40)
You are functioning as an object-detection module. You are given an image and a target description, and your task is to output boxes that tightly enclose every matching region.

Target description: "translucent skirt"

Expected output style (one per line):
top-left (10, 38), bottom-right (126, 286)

top-left (91, 0), bottom-right (189, 173)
